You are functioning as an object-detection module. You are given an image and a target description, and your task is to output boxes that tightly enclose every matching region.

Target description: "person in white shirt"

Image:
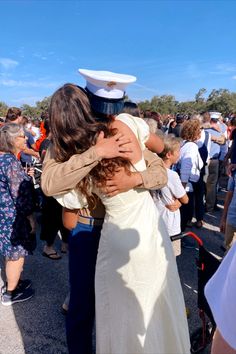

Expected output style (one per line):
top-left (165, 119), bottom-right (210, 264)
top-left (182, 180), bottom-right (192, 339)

top-left (193, 115), bottom-right (211, 227)
top-left (153, 135), bottom-right (188, 255)
top-left (205, 241), bottom-right (236, 354)
top-left (179, 119), bottom-right (203, 231)
top-left (31, 119), bottom-right (41, 142)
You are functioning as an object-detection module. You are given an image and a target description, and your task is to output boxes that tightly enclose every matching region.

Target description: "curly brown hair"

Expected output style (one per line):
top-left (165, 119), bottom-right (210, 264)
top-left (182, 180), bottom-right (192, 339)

top-left (49, 83), bottom-right (130, 208)
top-left (180, 119), bottom-right (201, 142)
top-left (6, 107), bottom-right (21, 122)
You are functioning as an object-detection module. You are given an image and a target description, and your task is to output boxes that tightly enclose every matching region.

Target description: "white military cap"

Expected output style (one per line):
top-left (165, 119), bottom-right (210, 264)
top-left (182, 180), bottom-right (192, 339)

top-left (209, 111), bottom-right (221, 119)
top-left (78, 69), bottom-right (136, 99)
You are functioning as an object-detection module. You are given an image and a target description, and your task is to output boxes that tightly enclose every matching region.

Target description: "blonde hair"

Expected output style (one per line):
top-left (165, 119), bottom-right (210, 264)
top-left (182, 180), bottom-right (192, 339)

top-left (158, 134), bottom-right (182, 160)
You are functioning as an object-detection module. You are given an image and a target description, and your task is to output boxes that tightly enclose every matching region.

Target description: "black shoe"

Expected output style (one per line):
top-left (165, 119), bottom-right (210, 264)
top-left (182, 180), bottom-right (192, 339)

top-left (1, 279), bottom-right (32, 295)
top-left (1, 288), bottom-right (34, 306)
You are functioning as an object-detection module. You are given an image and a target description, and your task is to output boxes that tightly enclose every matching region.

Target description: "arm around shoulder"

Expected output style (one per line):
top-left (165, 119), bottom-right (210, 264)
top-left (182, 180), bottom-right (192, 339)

top-left (41, 145), bottom-right (99, 196)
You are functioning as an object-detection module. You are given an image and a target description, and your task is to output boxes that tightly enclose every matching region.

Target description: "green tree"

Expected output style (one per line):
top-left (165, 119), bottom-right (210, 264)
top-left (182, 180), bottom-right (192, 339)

top-left (0, 101), bottom-right (8, 117)
top-left (206, 89), bottom-right (236, 115)
top-left (21, 96), bottom-right (51, 118)
top-left (138, 100), bottom-right (153, 112)
top-left (137, 88), bottom-right (236, 116)
top-left (21, 104), bottom-right (38, 118)
top-left (36, 96), bottom-right (51, 113)
top-left (195, 88), bottom-right (207, 103)
top-left (138, 95), bottom-right (178, 114)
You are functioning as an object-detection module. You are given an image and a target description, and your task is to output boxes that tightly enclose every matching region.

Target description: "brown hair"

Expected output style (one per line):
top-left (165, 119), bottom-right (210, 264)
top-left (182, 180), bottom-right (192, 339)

top-left (21, 116), bottom-right (29, 126)
top-left (202, 112), bottom-right (211, 124)
top-left (49, 83), bottom-right (130, 207)
top-left (5, 107), bottom-right (22, 122)
top-left (49, 83), bottom-right (106, 162)
top-left (180, 119), bottom-right (201, 142)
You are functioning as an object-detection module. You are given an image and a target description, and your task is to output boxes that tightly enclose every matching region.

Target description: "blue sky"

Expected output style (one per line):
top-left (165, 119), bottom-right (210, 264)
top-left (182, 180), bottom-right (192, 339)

top-left (0, 0), bottom-right (236, 106)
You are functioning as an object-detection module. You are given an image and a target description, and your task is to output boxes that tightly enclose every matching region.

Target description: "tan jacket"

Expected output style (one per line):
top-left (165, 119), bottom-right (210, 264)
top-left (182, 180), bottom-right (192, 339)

top-left (41, 145), bottom-right (167, 196)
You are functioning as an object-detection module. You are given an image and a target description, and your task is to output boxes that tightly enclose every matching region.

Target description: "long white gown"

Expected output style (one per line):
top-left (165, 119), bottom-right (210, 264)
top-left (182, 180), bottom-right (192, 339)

top-left (55, 114), bottom-right (191, 354)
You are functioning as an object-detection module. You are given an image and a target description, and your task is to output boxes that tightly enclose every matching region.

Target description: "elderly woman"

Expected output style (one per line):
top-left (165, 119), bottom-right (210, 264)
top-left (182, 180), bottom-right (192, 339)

top-left (179, 119), bottom-right (203, 233)
top-left (0, 123), bottom-right (35, 305)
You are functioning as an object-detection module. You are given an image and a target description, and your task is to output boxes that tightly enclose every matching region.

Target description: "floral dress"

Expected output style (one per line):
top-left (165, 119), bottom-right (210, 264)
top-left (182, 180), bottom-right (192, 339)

top-left (0, 153), bottom-right (35, 260)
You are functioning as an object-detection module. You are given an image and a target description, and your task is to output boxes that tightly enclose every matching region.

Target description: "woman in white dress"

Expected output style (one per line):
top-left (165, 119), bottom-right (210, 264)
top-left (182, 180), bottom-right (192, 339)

top-left (52, 79), bottom-right (190, 353)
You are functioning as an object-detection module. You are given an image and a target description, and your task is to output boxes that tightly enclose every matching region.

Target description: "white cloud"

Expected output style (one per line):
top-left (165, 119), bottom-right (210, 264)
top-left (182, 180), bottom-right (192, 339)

top-left (210, 63), bottom-right (236, 75)
top-left (0, 58), bottom-right (19, 70)
top-left (216, 64), bottom-right (236, 72)
top-left (232, 76), bottom-right (236, 80)
top-left (0, 78), bottom-right (60, 88)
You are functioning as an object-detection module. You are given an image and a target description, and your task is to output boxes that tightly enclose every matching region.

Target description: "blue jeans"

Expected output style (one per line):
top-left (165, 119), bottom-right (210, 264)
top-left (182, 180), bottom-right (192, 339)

top-left (66, 221), bottom-right (102, 354)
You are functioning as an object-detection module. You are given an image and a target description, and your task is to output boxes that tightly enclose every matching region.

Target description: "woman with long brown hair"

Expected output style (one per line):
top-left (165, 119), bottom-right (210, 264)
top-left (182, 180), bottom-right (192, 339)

top-left (42, 75), bottom-right (168, 352)
top-left (51, 80), bottom-right (190, 354)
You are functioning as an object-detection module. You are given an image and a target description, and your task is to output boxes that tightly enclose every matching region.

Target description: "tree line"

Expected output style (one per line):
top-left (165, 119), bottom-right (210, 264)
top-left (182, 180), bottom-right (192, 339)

top-left (138, 88), bottom-right (236, 116)
top-left (1, 88), bottom-right (236, 118)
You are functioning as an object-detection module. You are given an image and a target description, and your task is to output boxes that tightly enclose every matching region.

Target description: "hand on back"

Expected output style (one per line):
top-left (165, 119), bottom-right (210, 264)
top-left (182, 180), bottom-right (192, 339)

top-left (95, 131), bottom-right (133, 159)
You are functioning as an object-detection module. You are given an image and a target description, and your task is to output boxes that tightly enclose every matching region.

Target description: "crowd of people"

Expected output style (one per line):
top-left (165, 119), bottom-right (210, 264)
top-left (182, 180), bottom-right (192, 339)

top-left (0, 68), bottom-right (236, 354)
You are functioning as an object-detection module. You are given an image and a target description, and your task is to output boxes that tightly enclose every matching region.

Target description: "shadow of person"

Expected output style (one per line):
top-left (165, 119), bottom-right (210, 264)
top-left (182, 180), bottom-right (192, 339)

top-left (2, 180), bottom-right (69, 353)
top-left (11, 246), bottom-right (69, 354)
top-left (95, 223), bottom-right (146, 354)
top-left (143, 216), bottom-right (191, 354)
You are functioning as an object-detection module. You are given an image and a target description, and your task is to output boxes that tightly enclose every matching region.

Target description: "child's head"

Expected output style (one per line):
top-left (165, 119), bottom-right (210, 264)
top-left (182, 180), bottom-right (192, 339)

top-left (159, 134), bottom-right (182, 164)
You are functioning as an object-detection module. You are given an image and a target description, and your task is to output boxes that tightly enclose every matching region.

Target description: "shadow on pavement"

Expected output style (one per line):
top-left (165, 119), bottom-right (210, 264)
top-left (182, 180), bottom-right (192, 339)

top-left (0, 232), bottom-right (69, 354)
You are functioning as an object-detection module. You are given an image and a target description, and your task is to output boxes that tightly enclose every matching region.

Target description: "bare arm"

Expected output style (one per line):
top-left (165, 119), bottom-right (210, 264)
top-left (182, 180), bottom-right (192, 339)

top-left (145, 132), bottom-right (164, 154)
top-left (220, 190), bottom-right (233, 232)
top-left (22, 146), bottom-right (39, 158)
top-left (165, 193), bottom-right (188, 212)
top-left (179, 194), bottom-right (189, 204)
top-left (211, 329), bottom-right (236, 354)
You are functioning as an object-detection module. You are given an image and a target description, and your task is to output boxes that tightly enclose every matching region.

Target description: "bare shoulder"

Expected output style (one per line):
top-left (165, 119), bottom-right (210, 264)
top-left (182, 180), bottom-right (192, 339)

top-left (112, 117), bottom-right (142, 163)
top-left (111, 119), bottom-right (135, 138)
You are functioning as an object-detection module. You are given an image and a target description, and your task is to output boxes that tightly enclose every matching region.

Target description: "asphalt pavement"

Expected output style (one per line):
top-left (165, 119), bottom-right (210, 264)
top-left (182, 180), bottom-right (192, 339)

top-left (0, 188), bottom-right (227, 354)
